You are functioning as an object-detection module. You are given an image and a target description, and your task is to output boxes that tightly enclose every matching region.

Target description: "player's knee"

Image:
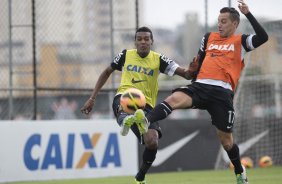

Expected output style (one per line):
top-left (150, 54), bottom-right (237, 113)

top-left (165, 94), bottom-right (179, 106)
top-left (222, 143), bottom-right (233, 151)
top-left (217, 129), bottom-right (233, 151)
top-left (145, 139), bottom-right (158, 149)
top-left (144, 131), bottom-right (158, 149)
top-left (220, 137), bottom-right (233, 151)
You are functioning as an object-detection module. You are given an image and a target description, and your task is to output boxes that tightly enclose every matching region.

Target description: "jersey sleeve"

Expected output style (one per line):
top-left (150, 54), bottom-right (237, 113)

top-left (245, 12), bottom-right (268, 48)
top-left (198, 32), bottom-right (210, 56)
top-left (191, 33), bottom-right (210, 82)
top-left (241, 34), bottom-right (255, 52)
top-left (110, 49), bottom-right (127, 71)
top-left (159, 54), bottom-right (179, 76)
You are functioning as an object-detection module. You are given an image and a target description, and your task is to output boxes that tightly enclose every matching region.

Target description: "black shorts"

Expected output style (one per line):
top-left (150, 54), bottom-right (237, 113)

top-left (173, 82), bottom-right (235, 133)
top-left (112, 94), bottom-right (162, 143)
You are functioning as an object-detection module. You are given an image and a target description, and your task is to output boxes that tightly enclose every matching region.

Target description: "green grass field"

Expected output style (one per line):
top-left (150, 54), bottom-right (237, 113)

top-left (11, 166), bottom-right (282, 184)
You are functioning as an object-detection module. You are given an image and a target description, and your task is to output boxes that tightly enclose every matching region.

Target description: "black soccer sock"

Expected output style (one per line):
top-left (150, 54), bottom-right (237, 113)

top-left (226, 144), bottom-right (243, 174)
top-left (146, 101), bottom-right (173, 123)
top-left (135, 148), bottom-right (157, 181)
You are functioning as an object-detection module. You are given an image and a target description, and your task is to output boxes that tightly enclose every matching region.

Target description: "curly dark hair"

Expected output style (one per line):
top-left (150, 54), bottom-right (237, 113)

top-left (135, 26), bottom-right (154, 41)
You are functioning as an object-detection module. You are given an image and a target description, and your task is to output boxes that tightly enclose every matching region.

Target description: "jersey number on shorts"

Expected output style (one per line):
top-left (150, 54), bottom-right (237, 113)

top-left (227, 111), bottom-right (235, 129)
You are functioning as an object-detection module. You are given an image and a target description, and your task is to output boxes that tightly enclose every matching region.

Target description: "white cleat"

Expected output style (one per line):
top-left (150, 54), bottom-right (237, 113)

top-left (236, 165), bottom-right (248, 184)
top-left (120, 115), bottom-right (135, 136)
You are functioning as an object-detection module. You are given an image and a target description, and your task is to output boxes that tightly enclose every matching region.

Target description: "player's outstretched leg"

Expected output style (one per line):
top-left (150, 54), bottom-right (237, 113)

top-left (236, 165), bottom-right (248, 184)
top-left (134, 109), bottom-right (149, 135)
top-left (120, 115), bottom-right (135, 136)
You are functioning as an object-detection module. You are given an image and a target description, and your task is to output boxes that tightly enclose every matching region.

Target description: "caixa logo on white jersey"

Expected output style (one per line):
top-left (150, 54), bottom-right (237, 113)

top-left (23, 133), bottom-right (121, 170)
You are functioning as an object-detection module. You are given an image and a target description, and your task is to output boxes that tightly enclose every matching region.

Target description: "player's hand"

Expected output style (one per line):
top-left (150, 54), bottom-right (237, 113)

top-left (80, 98), bottom-right (95, 114)
top-left (185, 55), bottom-right (200, 79)
top-left (238, 0), bottom-right (249, 14)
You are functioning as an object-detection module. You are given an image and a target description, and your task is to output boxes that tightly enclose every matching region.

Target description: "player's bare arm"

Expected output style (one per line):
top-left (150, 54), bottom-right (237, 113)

top-left (80, 66), bottom-right (114, 114)
top-left (174, 56), bottom-right (200, 80)
top-left (238, 0), bottom-right (249, 14)
top-left (174, 67), bottom-right (191, 80)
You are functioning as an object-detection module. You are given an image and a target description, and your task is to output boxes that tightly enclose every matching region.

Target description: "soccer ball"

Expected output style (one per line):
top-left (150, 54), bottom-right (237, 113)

top-left (240, 157), bottom-right (254, 168)
top-left (120, 88), bottom-right (146, 114)
top-left (229, 156), bottom-right (253, 169)
top-left (259, 156), bottom-right (273, 168)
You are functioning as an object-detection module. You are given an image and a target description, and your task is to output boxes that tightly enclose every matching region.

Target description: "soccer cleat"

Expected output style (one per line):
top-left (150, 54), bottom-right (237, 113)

top-left (135, 178), bottom-right (146, 184)
top-left (236, 165), bottom-right (248, 184)
top-left (120, 115), bottom-right (135, 136)
top-left (134, 109), bottom-right (149, 135)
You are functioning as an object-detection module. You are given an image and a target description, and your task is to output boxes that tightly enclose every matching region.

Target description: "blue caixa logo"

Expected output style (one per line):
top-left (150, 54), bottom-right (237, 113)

top-left (23, 133), bottom-right (121, 170)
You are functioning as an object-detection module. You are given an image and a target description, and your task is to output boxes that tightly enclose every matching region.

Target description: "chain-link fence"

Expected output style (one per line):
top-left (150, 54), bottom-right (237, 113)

top-left (0, 0), bottom-right (141, 120)
top-left (1, 0), bottom-right (282, 125)
top-left (0, 0), bottom-right (204, 121)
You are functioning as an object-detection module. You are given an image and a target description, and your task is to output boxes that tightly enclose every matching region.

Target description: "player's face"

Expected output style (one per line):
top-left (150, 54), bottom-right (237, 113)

top-left (135, 32), bottom-right (153, 58)
top-left (218, 12), bottom-right (238, 38)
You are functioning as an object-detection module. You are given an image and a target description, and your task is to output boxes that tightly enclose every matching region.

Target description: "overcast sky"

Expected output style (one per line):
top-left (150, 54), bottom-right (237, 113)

top-left (143, 0), bottom-right (282, 30)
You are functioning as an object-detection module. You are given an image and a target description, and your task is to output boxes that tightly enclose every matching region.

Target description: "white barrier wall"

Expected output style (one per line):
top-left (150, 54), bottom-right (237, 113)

top-left (0, 120), bottom-right (138, 183)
